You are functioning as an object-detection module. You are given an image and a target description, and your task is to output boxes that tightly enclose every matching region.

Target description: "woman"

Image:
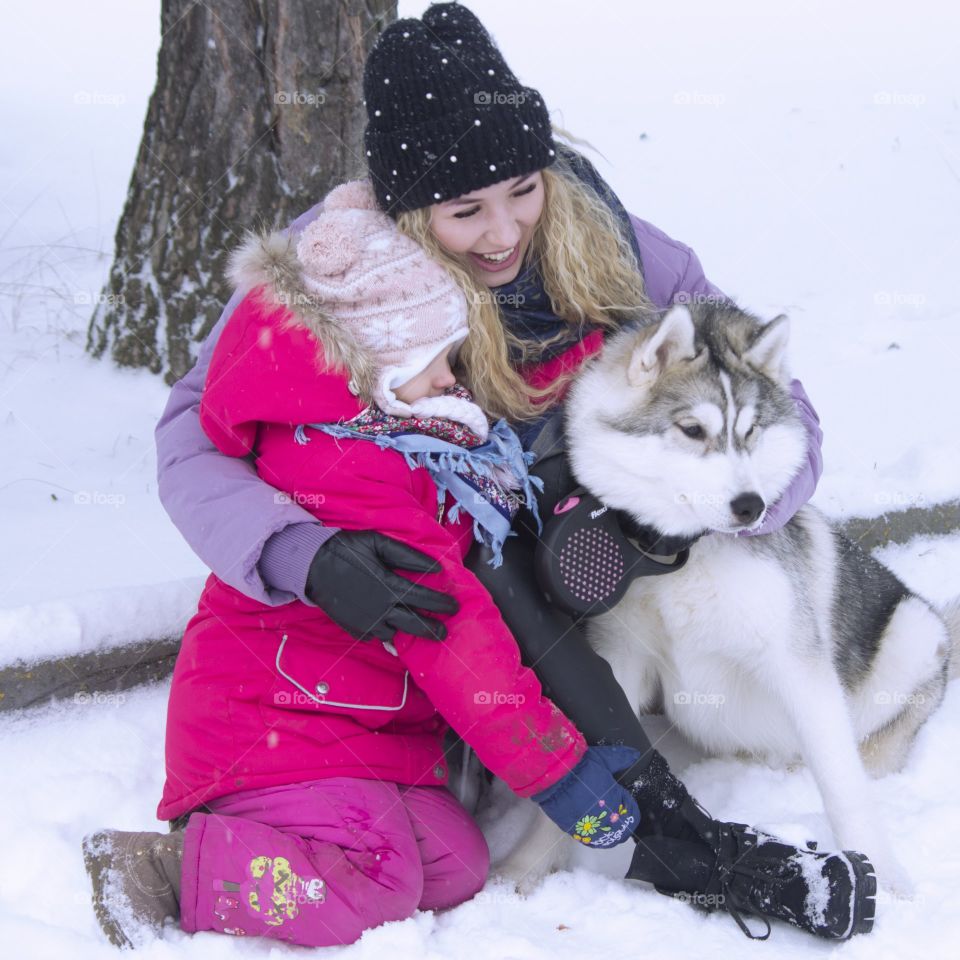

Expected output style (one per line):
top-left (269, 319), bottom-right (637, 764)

top-left (155, 2), bottom-right (873, 941)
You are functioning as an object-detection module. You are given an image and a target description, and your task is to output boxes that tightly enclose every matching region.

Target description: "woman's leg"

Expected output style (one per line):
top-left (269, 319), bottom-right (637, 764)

top-left (468, 452), bottom-right (666, 779)
top-left (398, 785), bottom-right (490, 910)
top-left (471, 527), bottom-right (656, 749)
top-left (182, 778), bottom-right (425, 946)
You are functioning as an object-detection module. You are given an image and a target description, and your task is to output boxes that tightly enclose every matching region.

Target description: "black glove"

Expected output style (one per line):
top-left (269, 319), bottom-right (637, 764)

top-left (616, 512), bottom-right (706, 557)
top-left (304, 531), bottom-right (459, 642)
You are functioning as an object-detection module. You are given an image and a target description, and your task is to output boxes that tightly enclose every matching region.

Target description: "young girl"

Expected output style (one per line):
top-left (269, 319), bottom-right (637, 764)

top-left (82, 180), bottom-right (645, 948)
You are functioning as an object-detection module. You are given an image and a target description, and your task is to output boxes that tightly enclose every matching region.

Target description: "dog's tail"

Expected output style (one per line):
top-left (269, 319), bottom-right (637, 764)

top-left (940, 598), bottom-right (960, 682)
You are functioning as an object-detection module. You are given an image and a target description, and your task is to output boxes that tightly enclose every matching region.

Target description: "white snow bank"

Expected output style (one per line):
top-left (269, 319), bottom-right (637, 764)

top-left (0, 577), bottom-right (204, 668)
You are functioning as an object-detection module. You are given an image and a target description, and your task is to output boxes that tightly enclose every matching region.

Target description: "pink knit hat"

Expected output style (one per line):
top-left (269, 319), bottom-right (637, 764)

top-left (296, 180), bottom-right (487, 436)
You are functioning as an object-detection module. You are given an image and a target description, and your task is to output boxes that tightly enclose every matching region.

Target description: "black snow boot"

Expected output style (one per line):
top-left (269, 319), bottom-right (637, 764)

top-left (619, 755), bottom-right (877, 940)
top-left (621, 751), bottom-right (719, 845)
top-left (82, 828), bottom-right (183, 948)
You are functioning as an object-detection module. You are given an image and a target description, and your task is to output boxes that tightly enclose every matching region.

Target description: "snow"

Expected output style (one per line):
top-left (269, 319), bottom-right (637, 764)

top-left (1, 0), bottom-right (959, 956)
top-left (5, 600), bottom-right (960, 957)
top-left (0, 577), bottom-right (202, 667)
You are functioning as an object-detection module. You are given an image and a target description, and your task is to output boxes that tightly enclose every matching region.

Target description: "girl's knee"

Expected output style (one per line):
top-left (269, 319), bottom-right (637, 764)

top-left (421, 817), bottom-right (490, 910)
top-left (450, 827), bottom-right (491, 904)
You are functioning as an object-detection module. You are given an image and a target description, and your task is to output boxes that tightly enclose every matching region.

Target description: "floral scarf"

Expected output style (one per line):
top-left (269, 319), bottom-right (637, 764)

top-left (294, 385), bottom-right (542, 566)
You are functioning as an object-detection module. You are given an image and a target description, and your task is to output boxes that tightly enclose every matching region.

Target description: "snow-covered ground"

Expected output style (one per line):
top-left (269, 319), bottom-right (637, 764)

top-left (1, 0), bottom-right (959, 956)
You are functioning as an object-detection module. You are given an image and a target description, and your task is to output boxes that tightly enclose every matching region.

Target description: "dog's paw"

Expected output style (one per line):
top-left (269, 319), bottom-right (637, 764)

top-left (490, 858), bottom-right (549, 897)
top-left (491, 838), bottom-right (571, 896)
top-left (847, 841), bottom-right (914, 900)
top-left (873, 856), bottom-right (915, 900)
top-left (489, 809), bottom-right (572, 896)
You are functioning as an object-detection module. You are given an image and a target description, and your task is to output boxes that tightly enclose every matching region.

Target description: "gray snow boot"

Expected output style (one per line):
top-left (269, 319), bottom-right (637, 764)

top-left (82, 828), bottom-right (184, 948)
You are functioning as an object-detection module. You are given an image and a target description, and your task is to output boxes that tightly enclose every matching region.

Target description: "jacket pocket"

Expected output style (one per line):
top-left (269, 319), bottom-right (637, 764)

top-left (268, 631), bottom-right (411, 730)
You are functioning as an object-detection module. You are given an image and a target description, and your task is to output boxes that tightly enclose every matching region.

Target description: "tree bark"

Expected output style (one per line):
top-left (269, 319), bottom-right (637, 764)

top-left (88, 0), bottom-right (396, 384)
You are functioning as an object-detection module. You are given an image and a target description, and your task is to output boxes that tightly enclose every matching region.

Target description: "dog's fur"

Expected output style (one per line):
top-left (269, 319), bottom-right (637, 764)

top-left (497, 302), bottom-right (958, 895)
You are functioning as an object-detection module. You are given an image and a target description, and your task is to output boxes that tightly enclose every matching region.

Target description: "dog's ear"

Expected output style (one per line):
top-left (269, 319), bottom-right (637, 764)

top-left (745, 313), bottom-right (790, 381)
top-left (627, 304), bottom-right (697, 386)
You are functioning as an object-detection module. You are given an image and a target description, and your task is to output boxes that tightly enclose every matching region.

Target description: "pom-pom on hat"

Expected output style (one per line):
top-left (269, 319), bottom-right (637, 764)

top-left (296, 180), bottom-right (485, 432)
top-left (362, 2), bottom-right (557, 216)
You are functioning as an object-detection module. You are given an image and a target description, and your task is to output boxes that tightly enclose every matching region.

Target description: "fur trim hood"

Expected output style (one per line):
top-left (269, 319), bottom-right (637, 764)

top-left (226, 227), bottom-right (377, 401)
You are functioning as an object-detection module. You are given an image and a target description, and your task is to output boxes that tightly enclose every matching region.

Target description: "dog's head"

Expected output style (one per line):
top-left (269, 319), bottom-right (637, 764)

top-left (565, 302), bottom-right (808, 536)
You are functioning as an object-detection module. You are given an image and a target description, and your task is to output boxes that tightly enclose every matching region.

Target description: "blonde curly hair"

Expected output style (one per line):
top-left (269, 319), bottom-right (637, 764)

top-left (395, 133), bottom-right (656, 421)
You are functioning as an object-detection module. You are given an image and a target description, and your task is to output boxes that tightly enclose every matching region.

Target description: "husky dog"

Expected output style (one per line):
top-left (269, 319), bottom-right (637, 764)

top-left (535, 301), bottom-right (957, 894)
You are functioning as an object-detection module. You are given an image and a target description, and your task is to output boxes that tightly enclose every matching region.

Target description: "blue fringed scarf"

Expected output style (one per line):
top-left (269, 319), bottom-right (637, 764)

top-left (294, 393), bottom-right (542, 567)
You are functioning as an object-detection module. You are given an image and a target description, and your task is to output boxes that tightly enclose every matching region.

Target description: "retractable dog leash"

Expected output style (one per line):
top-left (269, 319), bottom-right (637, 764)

top-left (535, 488), bottom-right (689, 617)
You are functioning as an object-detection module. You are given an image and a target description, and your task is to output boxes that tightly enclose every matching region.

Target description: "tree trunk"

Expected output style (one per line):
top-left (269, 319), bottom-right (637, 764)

top-left (87, 0), bottom-right (396, 384)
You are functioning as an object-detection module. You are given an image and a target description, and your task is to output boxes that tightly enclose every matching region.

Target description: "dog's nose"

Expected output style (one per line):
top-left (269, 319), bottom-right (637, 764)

top-left (730, 492), bottom-right (765, 525)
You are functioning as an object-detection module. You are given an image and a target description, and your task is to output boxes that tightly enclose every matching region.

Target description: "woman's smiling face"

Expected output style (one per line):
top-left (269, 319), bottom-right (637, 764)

top-left (428, 171), bottom-right (545, 287)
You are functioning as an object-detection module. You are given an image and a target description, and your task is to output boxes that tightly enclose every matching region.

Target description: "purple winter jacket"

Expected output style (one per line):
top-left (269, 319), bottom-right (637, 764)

top-left (155, 209), bottom-right (823, 606)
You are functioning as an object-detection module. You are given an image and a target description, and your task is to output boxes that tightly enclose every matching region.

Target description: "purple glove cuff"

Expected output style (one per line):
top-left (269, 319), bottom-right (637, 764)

top-left (258, 522), bottom-right (340, 605)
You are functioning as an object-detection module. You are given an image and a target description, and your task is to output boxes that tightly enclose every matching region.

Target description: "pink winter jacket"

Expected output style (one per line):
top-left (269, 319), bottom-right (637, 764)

top-left (157, 270), bottom-right (587, 821)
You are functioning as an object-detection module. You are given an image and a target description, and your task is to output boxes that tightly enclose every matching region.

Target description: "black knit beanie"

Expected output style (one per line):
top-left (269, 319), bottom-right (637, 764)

top-left (363, 2), bottom-right (557, 217)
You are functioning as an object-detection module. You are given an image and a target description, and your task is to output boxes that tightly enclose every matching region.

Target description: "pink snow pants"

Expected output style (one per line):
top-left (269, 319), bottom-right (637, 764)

top-left (178, 777), bottom-right (490, 946)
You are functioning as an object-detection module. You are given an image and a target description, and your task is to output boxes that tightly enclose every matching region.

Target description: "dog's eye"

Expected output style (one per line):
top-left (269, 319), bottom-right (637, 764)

top-left (744, 425), bottom-right (756, 440)
top-left (679, 423), bottom-right (705, 440)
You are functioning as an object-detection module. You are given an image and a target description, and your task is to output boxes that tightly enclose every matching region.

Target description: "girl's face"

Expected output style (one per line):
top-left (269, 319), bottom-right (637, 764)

top-left (428, 171), bottom-right (545, 287)
top-left (393, 344), bottom-right (458, 405)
